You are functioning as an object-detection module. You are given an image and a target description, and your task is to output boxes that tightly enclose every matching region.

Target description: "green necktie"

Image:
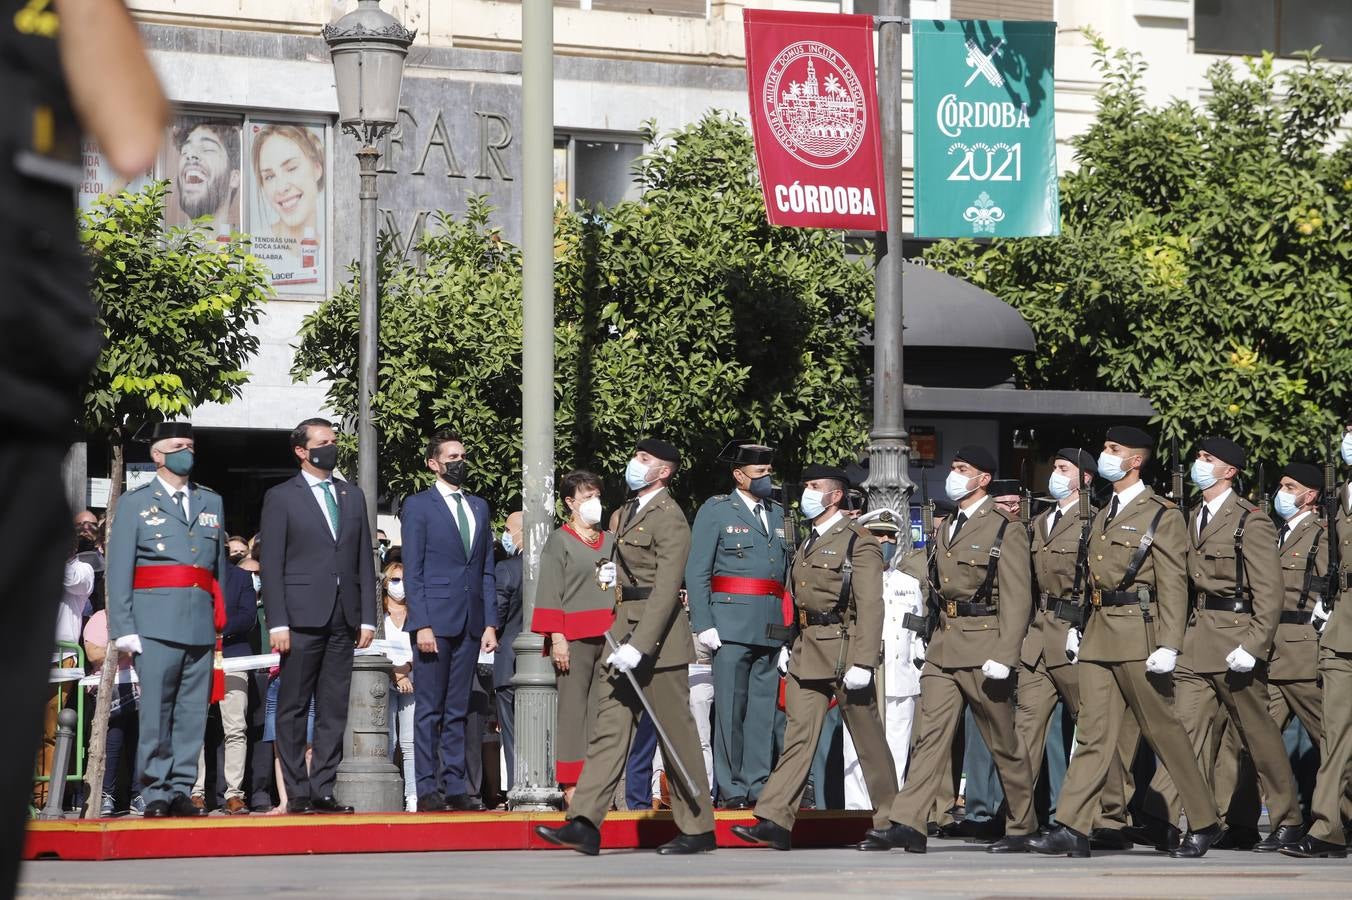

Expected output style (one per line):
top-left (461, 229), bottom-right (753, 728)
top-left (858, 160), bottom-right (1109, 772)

top-left (452, 492), bottom-right (472, 556)
top-left (319, 480), bottom-right (340, 537)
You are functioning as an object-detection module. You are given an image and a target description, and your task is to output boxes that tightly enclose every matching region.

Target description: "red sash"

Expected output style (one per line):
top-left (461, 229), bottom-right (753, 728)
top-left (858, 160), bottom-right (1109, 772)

top-left (709, 575), bottom-right (794, 627)
top-left (133, 565), bottom-right (227, 702)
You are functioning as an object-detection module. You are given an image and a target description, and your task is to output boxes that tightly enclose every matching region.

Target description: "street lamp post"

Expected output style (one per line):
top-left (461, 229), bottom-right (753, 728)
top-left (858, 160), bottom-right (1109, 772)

top-left (323, 0), bottom-right (415, 813)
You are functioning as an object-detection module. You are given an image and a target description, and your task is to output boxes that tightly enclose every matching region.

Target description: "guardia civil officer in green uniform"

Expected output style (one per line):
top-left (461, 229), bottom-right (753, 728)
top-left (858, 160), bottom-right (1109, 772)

top-left (106, 422), bottom-right (229, 818)
top-left (731, 463), bottom-right (895, 851)
top-left (685, 440), bottom-right (789, 809)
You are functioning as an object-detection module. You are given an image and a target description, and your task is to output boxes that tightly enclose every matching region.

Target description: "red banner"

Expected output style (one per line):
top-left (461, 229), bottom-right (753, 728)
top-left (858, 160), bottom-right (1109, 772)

top-left (743, 10), bottom-right (886, 231)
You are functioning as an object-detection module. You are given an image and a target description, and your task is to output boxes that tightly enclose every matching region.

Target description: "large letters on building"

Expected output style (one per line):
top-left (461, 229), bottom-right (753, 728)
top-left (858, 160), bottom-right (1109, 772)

top-left (743, 10), bottom-right (886, 231)
top-left (913, 19), bottom-right (1059, 238)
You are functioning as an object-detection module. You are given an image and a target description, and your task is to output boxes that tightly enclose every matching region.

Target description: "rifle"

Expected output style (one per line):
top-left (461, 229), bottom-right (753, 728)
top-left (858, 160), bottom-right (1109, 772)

top-left (1257, 463), bottom-right (1269, 515)
top-left (1053, 449), bottom-right (1096, 631)
top-left (902, 478), bottom-right (940, 643)
top-left (1326, 445), bottom-right (1341, 613)
top-left (1171, 435), bottom-right (1188, 522)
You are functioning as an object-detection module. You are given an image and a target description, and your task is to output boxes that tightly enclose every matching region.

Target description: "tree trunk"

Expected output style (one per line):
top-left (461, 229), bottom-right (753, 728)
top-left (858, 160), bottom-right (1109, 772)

top-left (81, 649), bottom-right (117, 818)
top-left (107, 428), bottom-right (125, 517)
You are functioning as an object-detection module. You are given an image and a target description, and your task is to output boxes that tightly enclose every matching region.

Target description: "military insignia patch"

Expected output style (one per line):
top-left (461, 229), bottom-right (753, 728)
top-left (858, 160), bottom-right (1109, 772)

top-left (197, 512), bottom-right (220, 528)
top-left (775, 528), bottom-right (784, 538)
top-left (145, 516), bottom-right (166, 526)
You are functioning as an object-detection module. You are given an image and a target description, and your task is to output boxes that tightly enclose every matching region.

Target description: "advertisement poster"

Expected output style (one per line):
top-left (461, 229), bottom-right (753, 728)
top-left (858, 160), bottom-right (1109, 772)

top-left (77, 139), bottom-right (150, 212)
top-left (743, 10), bottom-right (886, 231)
top-left (164, 114), bottom-right (243, 243)
top-left (912, 19), bottom-right (1059, 238)
top-left (247, 121), bottom-right (326, 294)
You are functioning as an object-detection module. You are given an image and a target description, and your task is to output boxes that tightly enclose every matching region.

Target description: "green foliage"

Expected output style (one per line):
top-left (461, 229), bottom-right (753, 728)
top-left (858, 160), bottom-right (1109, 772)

top-left (81, 181), bottom-right (271, 438)
top-left (293, 112), bottom-right (874, 514)
top-left (923, 40), bottom-right (1352, 470)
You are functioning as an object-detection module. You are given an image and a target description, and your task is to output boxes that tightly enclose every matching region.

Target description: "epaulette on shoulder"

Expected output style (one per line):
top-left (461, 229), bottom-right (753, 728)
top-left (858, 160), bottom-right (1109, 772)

top-left (710, 494), bottom-right (729, 503)
top-left (1150, 494), bottom-right (1178, 510)
top-left (195, 483), bottom-right (219, 495)
top-left (1236, 496), bottom-right (1259, 512)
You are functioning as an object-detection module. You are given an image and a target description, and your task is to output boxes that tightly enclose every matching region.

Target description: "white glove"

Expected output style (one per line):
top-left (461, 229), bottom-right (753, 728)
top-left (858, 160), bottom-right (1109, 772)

top-left (1145, 647), bottom-right (1178, 674)
top-left (697, 628), bottom-right (722, 652)
top-left (606, 643), bottom-right (643, 673)
top-left (114, 634), bottom-right (143, 655)
top-left (776, 646), bottom-right (790, 675)
top-left (597, 561), bottom-right (617, 588)
top-left (1065, 629), bottom-right (1081, 664)
top-left (981, 659), bottom-right (1011, 680)
top-left (1225, 644), bottom-right (1256, 673)
top-left (842, 666), bottom-right (873, 690)
top-left (913, 641), bottom-right (927, 668)
top-left (1314, 600), bottom-right (1331, 633)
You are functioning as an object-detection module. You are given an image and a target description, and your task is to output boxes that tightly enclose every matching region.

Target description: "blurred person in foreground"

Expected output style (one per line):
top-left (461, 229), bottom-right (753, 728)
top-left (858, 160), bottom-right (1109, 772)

top-left (1, 1), bottom-right (165, 890)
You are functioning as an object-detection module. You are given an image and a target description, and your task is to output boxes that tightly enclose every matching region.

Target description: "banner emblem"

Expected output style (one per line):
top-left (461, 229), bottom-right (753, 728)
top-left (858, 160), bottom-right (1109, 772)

top-left (763, 42), bottom-right (868, 169)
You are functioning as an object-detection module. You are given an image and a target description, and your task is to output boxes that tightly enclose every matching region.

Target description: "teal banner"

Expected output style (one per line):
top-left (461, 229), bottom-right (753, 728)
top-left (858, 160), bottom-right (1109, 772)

top-left (912, 20), bottom-right (1059, 238)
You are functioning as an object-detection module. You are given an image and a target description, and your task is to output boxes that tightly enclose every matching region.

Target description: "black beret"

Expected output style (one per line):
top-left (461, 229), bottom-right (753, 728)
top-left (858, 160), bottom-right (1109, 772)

top-left (1281, 462), bottom-right (1322, 492)
top-left (1105, 425), bottom-right (1153, 450)
top-left (1055, 447), bottom-right (1097, 477)
top-left (801, 463), bottom-right (849, 484)
top-left (717, 439), bottom-right (774, 466)
top-left (987, 479), bottom-right (1022, 497)
top-left (636, 437), bottom-right (680, 465)
top-left (953, 445), bottom-right (997, 474)
top-left (134, 420), bottom-right (193, 443)
top-left (1198, 437), bottom-right (1246, 471)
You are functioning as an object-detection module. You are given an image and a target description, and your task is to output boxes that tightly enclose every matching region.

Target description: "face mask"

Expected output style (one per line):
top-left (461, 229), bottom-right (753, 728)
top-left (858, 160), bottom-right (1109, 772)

top-left (77, 535), bottom-right (100, 554)
top-left (1273, 490), bottom-right (1302, 520)
top-left (308, 444), bottom-right (338, 472)
top-left (747, 474), bottom-right (774, 499)
top-left (228, 551), bottom-right (246, 565)
top-left (1341, 431), bottom-right (1352, 466)
top-left (799, 488), bottom-right (827, 520)
top-left (625, 457), bottom-right (654, 491)
top-left (440, 460), bottom-right (468, 487)
top-left (944, 470), bottom-right (975, 503)
top-left (501, 530), bottom-right (517, 556)
top-left (577, 496), bottom-right (603, 526)
top-left (387, 577), bottom-right (405, 600)
top-left (1190, 459), bottom-right (1218, 491)
top-left (163, 447), bottom-right (194, 477)
top-left (880, 542), bottom-right (897, 565)
top-left (250, 573), bottom-right (262, 595)
top-left (1097, 451), bottom-right (1128, 483)
top-left (1047, 471), bottom-right (1074, 501)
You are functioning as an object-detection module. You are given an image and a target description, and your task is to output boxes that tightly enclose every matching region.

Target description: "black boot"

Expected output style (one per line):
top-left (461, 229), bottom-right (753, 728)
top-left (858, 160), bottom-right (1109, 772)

top-left (1025, 824), bottom-right (1091, 858)
top-left (730, 818), bottom-right (792, 851)
top-left (657, 831), bottom-right (716, 855)
top-left (1169, 823), bottom-right (1225, 859)
top-left (1253, 824), bottom-right (1304, 853)
top-left (536, 817), bottom-right (601, 856)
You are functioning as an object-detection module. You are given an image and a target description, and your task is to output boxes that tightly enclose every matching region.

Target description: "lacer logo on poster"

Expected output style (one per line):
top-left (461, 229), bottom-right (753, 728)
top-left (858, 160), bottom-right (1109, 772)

top-left (762, 42), bottom-right (867, 170)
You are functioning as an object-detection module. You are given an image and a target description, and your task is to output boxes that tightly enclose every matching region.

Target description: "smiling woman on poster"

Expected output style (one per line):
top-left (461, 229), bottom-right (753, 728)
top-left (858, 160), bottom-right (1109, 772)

top-left (248, 122), bottom-right (326, 293)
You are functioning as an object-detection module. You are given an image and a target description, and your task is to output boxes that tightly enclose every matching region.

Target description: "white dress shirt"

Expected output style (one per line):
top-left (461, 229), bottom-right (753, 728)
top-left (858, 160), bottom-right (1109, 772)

top-left (812, 510), bottom-right (844, 540)
top-left (55, 558), bottom-right (94, 661)
top-left (301, 469), bottom-right (339, 539)
top-left (635, 485), bottom-right (666, 514)
top-left (1108, 478), bottom-right (1148, 516)
top-left (737, 488), bottom-right (769, 533)
top-left (435, 480), bottom-right (477, 547)
top-left (1196, 487), bottom-right (1233, 537)
top-left (383, 614), bottom-right (414, 668)
top-left (156, 475), bottom-right (190, 522)
top-left (948, 496), bottom-right (987, 541)
top-left (1047, 498), bottom-right (1077, 536)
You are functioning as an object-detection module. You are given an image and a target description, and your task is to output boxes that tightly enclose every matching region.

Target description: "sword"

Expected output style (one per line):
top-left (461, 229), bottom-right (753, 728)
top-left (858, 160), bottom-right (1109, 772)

top-left (603, 631), bottom-right (702, 801)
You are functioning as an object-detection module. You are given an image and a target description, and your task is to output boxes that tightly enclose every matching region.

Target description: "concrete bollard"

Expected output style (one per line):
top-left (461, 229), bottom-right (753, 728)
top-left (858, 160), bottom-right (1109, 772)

top-left (334, 654), bottom-right (405, 812)
top-left (40, 708), bottom-right (78, 820)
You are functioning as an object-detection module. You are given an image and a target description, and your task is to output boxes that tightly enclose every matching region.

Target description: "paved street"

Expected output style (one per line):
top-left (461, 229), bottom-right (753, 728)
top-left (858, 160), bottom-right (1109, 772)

top-left (20, 841), bottom-right (1352, 899)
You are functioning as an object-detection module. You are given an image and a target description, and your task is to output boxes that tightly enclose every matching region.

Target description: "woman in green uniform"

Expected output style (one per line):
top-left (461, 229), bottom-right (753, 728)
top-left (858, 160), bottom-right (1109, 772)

top-left (530, 470), bottom-right (618, 805)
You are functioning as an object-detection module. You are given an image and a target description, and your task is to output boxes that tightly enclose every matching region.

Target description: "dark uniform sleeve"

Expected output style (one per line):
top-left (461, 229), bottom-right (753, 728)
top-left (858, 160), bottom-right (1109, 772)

top-left (847, 530), bottom-right (885, 669)
top-left (1153, 505), bottom-right (1189, 652)
top-left (104, 493), bottom-right (138, 640)
top-left (629, 504), bottom-right (691, 658)
top-left (259, 486), bottom-right (289, 631)
top-left (684, 499), bottom-right (720, 634)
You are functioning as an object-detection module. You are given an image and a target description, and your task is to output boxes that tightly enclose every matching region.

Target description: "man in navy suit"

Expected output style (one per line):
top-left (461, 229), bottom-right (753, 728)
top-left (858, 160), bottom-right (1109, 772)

top-left (402, 428), bottom-right (498, 811)
top-left (260, 418), bottom-right (376, 814)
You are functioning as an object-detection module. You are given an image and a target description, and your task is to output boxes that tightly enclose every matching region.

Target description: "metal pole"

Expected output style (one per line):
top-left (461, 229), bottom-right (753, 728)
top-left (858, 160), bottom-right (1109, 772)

top-left (333, 143), bottom-right (403, 813)
top-left (864, 0), bottom-right (916, 545)
top-left (508, 0), bottom-right (562, 811)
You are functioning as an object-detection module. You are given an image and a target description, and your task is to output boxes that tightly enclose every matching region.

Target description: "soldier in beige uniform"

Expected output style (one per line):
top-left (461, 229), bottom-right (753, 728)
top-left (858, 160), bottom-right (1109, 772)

top-left (731, 464), bottom-right (896, 850)
top-left (1285, 430), bottom-right (1352, 859)
top-left (536, 438), bottom-right (715, 856)
top-left (865, 446), bottom-right (1037, 855)
top-left (1029, 426), bottom-right (1223, 859)
top-left (1212, 462), bottom-right (1352, 846)
top-left (1017, 448), bottom-right (1138, 848)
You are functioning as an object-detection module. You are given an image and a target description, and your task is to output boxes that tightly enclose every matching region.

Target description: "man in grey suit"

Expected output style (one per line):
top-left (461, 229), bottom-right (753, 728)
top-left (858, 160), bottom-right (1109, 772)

top-left (260, 418), bottom-right (377, 814)
top-left (106, 421), bottom-right (227, 818)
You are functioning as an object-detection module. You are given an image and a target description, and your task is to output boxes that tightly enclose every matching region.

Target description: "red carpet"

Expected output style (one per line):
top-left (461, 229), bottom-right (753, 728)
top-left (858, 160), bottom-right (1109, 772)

top-left (24, 810), bottom-right (873, 861)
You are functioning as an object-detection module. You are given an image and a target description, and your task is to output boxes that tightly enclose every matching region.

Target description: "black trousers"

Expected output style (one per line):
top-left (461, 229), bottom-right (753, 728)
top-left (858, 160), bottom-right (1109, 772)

top-left (0, 442), bottom-right (71, 897)
top-left (276, 597), bottom-right (353, 801)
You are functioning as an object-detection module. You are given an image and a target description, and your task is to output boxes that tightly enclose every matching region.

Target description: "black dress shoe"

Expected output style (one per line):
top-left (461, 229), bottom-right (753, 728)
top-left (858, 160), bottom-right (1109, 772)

top-left (1026, 824), bottom-right (1090, 858)
top-left (1123, 818), bottom-right (1180, 851)
top-left (312, 796), bottom-right (354, 814)
top-left (536, 817), bottom-right (601, 856)
top-left (287, 798), bottom-right (315, 814)
top-left (730, 819), bottom-right (792, 851)
top-left (142, 799), bottom-right (171, 818)
top-left (926, 822), bottom-right (941, 838)
top-left (417, 792), bottom-right (451, 812)
top-left (1279, 834), bottom-right (1348, 859)
top-left (987, 833), bottom-right (1032, 854)
top-left (938, 817), bottom-right (1003, 841)
top-left (870, 822), bottom-right (928, 854)
top-left (446, 793), bottom-right (486, 811)
top-left (168, 793), bottom-right (205, 818)
top-left (856, 831), bottom-right (894, 851)
top-left (1212, 824), bottom-right (1260, 850)
top-left (1089, 827), bottom-right (1132, 851)
top-left (1169, 823), bottom-right (1225, 859)
top-left (657, 831), bottom-right (716, 854)
top-left (1254, 824), bottom-right (1304, 852)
